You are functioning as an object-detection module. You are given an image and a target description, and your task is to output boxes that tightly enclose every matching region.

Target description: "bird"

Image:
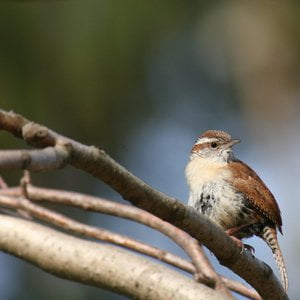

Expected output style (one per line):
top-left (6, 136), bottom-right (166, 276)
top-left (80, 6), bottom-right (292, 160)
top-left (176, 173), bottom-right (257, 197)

top-left (185, 130), bottom-right (288, 291)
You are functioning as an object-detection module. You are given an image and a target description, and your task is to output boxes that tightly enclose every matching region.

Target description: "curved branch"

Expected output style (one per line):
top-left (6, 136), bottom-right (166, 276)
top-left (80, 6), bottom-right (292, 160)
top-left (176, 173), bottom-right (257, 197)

top-left (24, 184), bottom-right (231, 295)
top-left (0, 215), bottom-right (226, 300)
top-left (1, 191), bottom-right (233, 297)
top-left (0, 109), bottom-right (288, 299)
top-left (0, 186), bottom-right (261, 300)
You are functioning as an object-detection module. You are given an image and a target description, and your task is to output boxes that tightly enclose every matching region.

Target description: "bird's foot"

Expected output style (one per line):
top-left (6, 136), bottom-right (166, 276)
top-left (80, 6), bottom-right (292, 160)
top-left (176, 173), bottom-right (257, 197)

top-left (229, 236), bottom-right (255, 254)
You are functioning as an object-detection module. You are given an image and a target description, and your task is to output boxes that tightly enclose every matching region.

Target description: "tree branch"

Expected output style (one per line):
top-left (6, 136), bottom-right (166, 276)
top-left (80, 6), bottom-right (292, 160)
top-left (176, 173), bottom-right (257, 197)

top-left (0, 146), bottom-right (69, 171)
top-left (0, 109), bottom-right (288, 299)
top-left (0, 215), bottom-right (227, 300)
top-left (0, 185), bottom-right (260, 299)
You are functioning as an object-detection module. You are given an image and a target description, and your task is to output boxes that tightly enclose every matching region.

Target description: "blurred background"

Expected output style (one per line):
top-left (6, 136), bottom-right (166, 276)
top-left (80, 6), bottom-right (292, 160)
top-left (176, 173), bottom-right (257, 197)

top-left (0, 0), bottom-right (299, 299)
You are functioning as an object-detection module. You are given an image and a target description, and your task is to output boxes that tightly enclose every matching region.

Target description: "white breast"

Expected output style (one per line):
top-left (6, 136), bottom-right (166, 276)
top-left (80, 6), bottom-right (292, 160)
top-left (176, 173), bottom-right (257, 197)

top-left (185, 157), bottom-right (244, 229)
top-left (185, 157), bottom-right (230, 192)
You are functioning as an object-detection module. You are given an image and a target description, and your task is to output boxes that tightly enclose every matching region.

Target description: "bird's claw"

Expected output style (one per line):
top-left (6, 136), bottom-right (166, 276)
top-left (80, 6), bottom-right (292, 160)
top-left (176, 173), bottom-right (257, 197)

top-left (230, 236), bottom-right (255, 255)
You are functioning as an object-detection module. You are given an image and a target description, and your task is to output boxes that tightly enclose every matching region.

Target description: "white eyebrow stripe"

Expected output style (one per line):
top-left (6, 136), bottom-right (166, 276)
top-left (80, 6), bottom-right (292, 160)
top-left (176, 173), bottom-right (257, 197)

top-left (195, 137), bottom-right (218, 145)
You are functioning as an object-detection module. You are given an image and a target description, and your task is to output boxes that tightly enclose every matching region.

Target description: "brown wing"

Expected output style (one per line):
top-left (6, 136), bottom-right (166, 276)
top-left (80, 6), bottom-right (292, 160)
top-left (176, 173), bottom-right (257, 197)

top-left (229, 159), bottom-right (283, 233)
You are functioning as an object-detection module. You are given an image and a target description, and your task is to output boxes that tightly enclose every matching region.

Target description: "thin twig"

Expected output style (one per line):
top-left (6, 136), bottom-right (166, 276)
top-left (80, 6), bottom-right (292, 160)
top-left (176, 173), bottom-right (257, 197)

top-left (0, 194), bottom-right (188, 273)
top-left (0, 176), bottom-right (8, 189)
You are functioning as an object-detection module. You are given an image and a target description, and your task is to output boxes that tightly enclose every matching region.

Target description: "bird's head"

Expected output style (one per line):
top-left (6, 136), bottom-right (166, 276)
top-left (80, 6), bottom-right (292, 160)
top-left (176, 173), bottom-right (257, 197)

top-left (190, 130), bottom-right (240, 162)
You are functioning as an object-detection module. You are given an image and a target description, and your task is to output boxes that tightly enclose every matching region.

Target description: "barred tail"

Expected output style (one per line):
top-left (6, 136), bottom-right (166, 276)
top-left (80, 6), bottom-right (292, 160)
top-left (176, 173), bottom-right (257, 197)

top-left (262, 226), bottom-right (288, 291)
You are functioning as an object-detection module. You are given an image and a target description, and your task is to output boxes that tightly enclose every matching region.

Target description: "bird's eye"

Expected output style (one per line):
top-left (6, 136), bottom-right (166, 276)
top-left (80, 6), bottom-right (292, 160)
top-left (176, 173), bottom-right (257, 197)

top-left (211, 142), bottom-right (218, 148)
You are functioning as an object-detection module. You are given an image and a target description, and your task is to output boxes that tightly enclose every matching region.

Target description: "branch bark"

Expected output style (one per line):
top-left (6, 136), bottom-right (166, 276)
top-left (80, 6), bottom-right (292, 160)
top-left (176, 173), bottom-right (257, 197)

top-left (0, 215), bottom-right (227, 300)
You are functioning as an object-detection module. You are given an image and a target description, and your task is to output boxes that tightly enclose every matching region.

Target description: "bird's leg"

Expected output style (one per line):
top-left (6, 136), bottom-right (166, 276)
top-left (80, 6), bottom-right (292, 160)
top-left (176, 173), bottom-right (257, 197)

top-left (226, 225), bottom-right (255, 254)
top-left (226, 223), bottom-right (250, 235)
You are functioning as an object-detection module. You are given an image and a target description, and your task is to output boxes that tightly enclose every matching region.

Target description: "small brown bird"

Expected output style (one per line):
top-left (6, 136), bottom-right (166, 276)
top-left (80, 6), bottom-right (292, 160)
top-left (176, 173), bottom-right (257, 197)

top-left (185, 130), bottom-right (288, 291)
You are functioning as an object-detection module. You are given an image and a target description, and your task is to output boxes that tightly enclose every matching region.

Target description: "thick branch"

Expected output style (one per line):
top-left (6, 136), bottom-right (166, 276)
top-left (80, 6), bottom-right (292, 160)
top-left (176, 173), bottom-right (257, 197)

top-left (0, 109), bottom-right (288, 299)
top-left (0, 215), bottom-right (226, 300)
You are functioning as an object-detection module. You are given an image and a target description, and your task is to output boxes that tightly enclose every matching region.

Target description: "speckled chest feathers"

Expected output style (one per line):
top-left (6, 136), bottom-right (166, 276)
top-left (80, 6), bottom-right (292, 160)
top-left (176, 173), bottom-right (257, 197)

top-left (186, 157), bottom-right (262, 239)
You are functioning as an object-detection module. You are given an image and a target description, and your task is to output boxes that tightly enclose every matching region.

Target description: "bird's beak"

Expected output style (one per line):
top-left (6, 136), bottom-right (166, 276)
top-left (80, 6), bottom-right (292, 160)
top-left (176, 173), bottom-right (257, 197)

top-left (223, 139), bottom-right (240, 149)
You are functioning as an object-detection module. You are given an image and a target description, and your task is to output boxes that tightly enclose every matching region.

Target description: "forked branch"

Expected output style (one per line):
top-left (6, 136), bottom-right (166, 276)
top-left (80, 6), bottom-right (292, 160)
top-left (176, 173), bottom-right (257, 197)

top-left (0, 110), bottom-right (287, 299)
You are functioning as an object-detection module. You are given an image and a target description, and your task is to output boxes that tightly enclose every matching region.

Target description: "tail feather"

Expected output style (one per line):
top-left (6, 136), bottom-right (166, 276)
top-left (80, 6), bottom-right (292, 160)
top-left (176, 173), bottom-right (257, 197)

top-left (262, 226), bottom-right (288, 291)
